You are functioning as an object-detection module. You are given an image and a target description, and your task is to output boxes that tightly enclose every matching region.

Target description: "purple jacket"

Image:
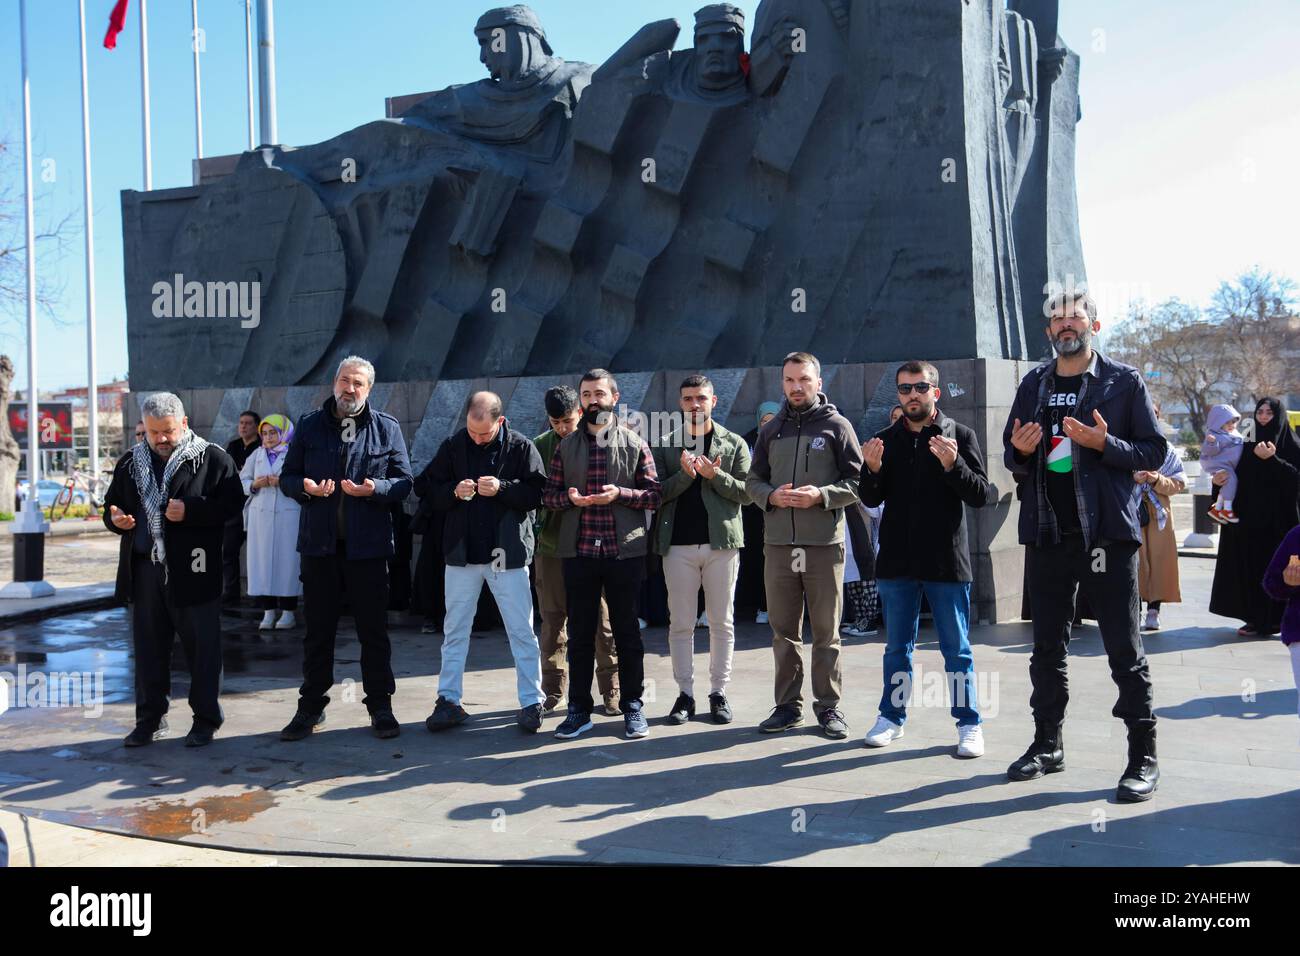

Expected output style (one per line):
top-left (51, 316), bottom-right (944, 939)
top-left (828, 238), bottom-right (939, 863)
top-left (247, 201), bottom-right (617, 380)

top-left (1262, 524), bottom-right (1300, 646)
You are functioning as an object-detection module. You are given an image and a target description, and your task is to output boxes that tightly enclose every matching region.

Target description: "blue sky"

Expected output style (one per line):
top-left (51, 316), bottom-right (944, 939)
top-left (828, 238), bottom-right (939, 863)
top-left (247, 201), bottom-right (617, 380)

top-left (1, 0), bottom-right (1297, 393)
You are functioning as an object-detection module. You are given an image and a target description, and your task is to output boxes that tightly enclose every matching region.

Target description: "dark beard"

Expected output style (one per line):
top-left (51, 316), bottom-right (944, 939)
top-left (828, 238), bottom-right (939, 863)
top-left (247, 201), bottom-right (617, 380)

top-left (583, 404), bottom-right (613, 428)
top-left (1052, 328), bottom-right (1090, 357)
top-left (903, 403), bottom-right (932, 424)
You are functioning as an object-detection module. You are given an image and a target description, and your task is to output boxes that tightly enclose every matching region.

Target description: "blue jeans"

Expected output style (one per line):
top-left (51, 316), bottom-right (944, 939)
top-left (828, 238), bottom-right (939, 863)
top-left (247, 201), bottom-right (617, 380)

top-left (440, 565), bottom-right (544, 708)
top-left (875, 578), bottom-right (980, 726)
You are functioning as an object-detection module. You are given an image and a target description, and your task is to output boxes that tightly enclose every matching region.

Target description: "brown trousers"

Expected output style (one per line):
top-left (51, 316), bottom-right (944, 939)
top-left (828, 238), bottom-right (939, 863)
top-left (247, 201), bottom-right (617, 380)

top-left (533, 553), bottom-right (619, 702)
top-left (764, 543), bottom-right (844, 715)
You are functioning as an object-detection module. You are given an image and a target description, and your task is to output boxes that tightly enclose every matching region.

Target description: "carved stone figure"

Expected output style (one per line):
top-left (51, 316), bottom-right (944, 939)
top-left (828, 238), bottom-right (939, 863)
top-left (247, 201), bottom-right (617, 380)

top-left (661, 4), bottom-right (751, 106)
top-left (399, 5), bottom-right (594, 160)
top-left (121, 0), bottom-right (1088, 388)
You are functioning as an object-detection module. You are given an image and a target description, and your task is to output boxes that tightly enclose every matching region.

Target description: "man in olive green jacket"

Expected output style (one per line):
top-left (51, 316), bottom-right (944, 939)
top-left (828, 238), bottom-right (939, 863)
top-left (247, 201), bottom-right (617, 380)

top-left (533, 385), bottom-right (620, 715)
top-left (745, 352), bottom-right (863, 738)
top-left (651, 374), bottom-right (751, 726)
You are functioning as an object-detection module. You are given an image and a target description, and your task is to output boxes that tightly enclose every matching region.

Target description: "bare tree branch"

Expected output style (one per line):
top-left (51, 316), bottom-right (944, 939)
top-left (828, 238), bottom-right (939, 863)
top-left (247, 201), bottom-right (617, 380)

top-left (0, 135), bottom-right (79, 331)
top-left (1108, 268), bottom-right (1300, 438)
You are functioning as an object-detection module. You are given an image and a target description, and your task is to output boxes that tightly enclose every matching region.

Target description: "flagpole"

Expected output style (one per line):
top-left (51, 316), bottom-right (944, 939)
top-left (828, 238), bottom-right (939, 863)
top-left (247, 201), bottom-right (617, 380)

top-left (18, 0), bottom-right (40, 504)
top-left (245, 0), bottom-right (255, 150)
top-left (191, 0), bottom-right (203, 159)
top-left (78, 0), bottom-right (101, 493)
top-left (5, 0), bottom-right (54, 597)
top-left (139, 0), bottom-right (152, 189)
top-left (257, 0), bottom-right (278, 147)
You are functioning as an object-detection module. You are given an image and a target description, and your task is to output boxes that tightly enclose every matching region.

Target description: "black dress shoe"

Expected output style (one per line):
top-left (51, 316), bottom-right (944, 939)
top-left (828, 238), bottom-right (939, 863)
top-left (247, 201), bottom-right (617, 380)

top-left (279, 710), bottom-right (325, 741)
top-left (1007, 721), bottom-right (1065, 780)
top-left (123, 717), bottom-right (168, 748)
top-left (370, 710), bottom-right (401, 739)
top-left (1117, 726), bottom-right (1160, 802)
top-left (184, 723), bottom-right (216, 748)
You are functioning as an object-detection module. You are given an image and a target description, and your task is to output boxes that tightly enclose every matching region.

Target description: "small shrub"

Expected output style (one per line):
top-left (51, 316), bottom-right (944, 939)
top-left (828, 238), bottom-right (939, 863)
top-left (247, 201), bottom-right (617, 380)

top-left (44, 503), bottom-right (96, 520)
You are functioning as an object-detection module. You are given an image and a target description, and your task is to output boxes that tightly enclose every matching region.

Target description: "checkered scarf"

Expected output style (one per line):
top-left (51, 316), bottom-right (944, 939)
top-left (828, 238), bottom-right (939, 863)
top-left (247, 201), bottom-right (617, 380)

top-left (1139, 446), bottom-right (1185, 532)
top-left (131, 429), bottom-right (210, 569)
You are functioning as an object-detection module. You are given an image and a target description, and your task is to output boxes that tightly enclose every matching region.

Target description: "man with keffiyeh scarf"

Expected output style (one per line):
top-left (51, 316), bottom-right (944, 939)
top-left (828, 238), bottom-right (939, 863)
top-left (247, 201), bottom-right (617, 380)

top-left (102, 392), bottom-right (245, 749)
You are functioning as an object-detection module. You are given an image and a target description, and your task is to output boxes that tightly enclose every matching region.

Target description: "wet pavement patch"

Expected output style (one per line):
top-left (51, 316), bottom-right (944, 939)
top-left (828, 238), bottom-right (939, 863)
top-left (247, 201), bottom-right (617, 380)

top-left (52, 788), bottom-right (279, 841)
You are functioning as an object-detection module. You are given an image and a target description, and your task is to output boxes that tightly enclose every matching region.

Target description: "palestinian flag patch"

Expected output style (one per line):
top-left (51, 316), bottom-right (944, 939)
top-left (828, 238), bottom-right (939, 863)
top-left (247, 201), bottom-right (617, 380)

top-left (1048, 435), bottom-right (1072, 473)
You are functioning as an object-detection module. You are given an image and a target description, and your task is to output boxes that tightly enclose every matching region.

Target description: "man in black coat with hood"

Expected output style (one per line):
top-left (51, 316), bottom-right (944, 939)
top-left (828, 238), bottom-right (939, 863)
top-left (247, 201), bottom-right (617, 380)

top-left (103, 392), bottom-right (245, 748)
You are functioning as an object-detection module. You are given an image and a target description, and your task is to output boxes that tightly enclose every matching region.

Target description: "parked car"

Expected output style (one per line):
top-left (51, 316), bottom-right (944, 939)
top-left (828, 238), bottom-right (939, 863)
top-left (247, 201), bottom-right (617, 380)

top-left (30, 479), bottom-right (89, 509)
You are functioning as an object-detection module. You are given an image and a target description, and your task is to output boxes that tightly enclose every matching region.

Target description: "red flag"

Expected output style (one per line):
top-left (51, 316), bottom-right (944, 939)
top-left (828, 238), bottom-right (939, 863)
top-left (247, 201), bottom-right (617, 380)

top-left (103, 0), bottom-right (130, 50)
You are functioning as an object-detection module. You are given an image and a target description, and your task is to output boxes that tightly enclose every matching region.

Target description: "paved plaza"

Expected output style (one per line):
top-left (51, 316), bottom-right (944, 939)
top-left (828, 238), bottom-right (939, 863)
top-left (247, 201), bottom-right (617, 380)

top-left (1, 553), bottom-right (1297, 867)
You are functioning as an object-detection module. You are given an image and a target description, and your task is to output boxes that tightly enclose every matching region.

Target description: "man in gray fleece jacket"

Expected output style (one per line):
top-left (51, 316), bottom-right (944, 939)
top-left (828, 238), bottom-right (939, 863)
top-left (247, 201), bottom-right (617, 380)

top-left (746, 352), bottom-right (863, 738)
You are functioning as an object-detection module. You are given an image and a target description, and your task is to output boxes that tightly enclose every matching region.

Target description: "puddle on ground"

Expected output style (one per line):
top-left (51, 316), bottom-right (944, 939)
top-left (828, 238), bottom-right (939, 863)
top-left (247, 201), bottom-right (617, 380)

top-left (0, 607), bottom-right (435, 716)
top-left (58, 788), bottom-right (279, 840)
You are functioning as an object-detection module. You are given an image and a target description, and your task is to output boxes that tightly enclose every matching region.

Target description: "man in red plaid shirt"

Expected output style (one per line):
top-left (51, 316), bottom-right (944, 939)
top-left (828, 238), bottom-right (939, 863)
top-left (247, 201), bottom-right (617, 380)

top-left (541, 369), bottom-right (661, 740)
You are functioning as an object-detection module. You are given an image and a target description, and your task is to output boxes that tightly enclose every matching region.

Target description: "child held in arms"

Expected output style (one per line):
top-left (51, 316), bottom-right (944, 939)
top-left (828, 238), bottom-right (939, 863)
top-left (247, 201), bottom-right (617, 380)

top-left (1201, 404), bottom-right (1244, 525)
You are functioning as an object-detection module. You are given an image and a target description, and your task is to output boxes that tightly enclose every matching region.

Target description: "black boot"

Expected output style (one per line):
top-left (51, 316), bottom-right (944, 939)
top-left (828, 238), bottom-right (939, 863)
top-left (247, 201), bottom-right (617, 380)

top-left (1116, 724), bottom-right (1159, 802)
top-left (1007, 720), bottom-right (1065, 781)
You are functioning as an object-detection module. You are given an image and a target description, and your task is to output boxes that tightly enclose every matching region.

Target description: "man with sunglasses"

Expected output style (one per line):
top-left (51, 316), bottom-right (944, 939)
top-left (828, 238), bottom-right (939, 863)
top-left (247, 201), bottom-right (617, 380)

top-left (859, 361), bottom-right (995, 757)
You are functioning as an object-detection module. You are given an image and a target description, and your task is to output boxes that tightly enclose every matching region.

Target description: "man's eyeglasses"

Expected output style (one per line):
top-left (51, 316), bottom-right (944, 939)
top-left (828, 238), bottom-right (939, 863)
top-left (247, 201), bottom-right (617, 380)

top-left (897, 382), bottom-right (934, 395)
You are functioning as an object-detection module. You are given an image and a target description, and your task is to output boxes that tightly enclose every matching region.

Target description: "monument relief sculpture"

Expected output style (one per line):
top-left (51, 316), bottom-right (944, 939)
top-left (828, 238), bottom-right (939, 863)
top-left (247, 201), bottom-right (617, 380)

top-left (121, 0), bottom-right (1086, 390)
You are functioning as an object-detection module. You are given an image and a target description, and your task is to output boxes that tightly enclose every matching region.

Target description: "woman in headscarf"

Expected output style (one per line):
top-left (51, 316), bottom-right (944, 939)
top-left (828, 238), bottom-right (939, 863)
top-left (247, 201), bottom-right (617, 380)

top-left (1210, 398), bottom-right (1300, 637)
top-left (240, 414), bottom-right (302, 630)
top-left (736, 401), bottom-right (782, 624)
top-left (1133, 413), bottom-right (1186, 631)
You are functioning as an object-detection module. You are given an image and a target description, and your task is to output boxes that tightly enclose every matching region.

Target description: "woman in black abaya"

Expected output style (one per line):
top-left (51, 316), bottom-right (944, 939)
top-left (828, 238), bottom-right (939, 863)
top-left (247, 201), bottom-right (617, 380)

top-left (1210, 397), bottom-right (1300, 636)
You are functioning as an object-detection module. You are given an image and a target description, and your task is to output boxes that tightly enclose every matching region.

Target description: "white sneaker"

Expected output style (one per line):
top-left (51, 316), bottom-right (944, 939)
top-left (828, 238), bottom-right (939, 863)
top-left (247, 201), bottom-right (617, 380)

top-left (956, 724), bottom-right (985, 758)
top-left (864, 716), bottom-right (904, 748)
top-left (696, 612), bottom-right (708, 627)
top-left (756, 610), bottom-right (768, 625)
top-left (258, 610), bottom-right (277, 631)
top-left (275, 611), bottom-right (297, 630)
top-left (1142, 609), bottom-right (1159, 632)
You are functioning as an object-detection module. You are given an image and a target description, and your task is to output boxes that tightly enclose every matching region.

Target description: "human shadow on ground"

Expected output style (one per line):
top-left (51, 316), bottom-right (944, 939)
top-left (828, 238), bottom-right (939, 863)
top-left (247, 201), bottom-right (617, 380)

top-left (996, 789), bottom-right (1300, 866)
top-left (1157, 688), bottom-right (1295, 721)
